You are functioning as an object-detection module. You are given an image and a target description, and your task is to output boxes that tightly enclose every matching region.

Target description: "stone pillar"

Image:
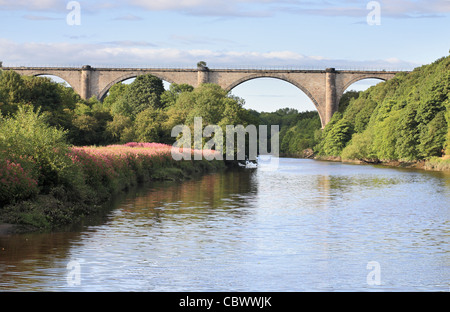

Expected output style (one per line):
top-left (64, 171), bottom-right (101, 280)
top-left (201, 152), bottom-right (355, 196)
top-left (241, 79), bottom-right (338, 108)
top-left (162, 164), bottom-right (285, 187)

top-left (80, 65), bottom-right (92, 100)
top-left (197, 66), bottom-right (209, 86)
top-left (325, 68), bottom-right (337, 126)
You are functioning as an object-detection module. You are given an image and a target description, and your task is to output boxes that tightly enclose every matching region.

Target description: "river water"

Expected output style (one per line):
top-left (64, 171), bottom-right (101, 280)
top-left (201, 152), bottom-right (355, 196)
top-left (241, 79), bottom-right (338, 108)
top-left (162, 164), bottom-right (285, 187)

top-left (0, 158), bottom-right (449, 291)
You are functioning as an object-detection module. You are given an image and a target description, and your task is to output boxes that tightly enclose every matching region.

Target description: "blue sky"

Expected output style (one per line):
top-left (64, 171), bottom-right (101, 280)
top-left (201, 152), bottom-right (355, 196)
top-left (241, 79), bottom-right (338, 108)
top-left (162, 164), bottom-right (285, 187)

top-left (0, 0), bottom-right (449, 112)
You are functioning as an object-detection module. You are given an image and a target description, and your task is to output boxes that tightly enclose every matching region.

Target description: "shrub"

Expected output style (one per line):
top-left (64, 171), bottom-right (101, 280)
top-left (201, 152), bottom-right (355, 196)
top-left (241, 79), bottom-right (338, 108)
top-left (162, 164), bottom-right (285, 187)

top-left (0, 158), bottom-right (39, 206)
top-left (0, 105), bottom-right (78, 194)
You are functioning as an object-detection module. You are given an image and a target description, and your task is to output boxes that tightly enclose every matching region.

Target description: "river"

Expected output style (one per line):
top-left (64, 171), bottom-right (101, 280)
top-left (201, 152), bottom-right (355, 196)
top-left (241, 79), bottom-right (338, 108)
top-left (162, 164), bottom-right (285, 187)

top-left (0, 158), bottom-right (449, 291)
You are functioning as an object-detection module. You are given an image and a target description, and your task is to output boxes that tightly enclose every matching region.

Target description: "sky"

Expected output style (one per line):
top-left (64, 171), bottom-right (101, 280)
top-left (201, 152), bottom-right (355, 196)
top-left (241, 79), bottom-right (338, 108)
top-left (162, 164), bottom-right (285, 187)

top-left (0, 0), bottom-right (449, 112)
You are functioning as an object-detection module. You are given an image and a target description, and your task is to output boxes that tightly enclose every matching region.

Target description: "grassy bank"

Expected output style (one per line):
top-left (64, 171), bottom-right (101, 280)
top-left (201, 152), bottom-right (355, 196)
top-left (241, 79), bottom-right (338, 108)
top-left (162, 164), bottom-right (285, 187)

top-left (0, 143), bottom-right (224, 233)
top-left (313, 154), bottom-right (450, 172)
top-left (0, 107), bottom-right (225, 233)
top-left (423, 156), bottom-right (450, 171)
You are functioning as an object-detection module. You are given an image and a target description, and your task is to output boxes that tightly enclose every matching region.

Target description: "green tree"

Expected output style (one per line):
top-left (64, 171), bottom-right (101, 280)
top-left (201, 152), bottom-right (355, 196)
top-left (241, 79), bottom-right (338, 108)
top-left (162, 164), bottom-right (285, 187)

top-left (103, 82), bottom-right (128, 111)
top-left (70, 100), bottom-right (113, 145)
top-left (134, 107), bottom-right (170, 143)
top-left (395, 103), bottom-right (419, 160)
top-left (22, 76), bottom-right (62, 112)
top-left (122, 74), bottom-right (165, 117)
top-left (161, 83), bottom-right (194, 107)
top-left (418, 111), bottom-right (447, 158)
top-left (338, 90), bottom-right (360, 113)
top-left (105, 114), bottom-right (134, 143)
top-left (0, 106), bottom-right (76, 193)
top-left (341, 129), bottom-right (376, 161)
top-left (322, 117), bottom-right (354, 156)
top-left (372, 109), bottom-right (401, 160)
top-left (0, 70), bottom-right (27, 104)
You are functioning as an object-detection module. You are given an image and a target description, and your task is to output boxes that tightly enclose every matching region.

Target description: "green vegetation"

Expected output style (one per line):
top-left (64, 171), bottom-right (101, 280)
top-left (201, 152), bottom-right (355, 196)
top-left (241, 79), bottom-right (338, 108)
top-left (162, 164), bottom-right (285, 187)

top-left (0, 107), bottom-right (224, 232)
top-left (0, 69), bottom-right (322, 156)
top-left (0, 72), bottom-right (237, 232)
top-left (248, 108), bottom-right (321, 157)
top-left (315, 55), bottom-right (450, 166)
top-left (1, 53), bottom-right (449, 232)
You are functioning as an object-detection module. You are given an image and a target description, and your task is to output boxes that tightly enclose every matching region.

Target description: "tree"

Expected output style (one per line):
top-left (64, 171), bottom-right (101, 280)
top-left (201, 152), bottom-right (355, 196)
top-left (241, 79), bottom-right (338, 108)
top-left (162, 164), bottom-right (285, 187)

top-left (395, 103), bottom-right (419, 160)
top-left (341, 130), bottom-right (376, 161)
top-left (105, 114), bottom-right (134, 144)
top-left (0, 106), bottom-right (75, 193)
top-left (338, 90), bottom-right (360, 113)
top-left (134, 107), bottom-right (170, 143)
top-left (322, 118), bottom-right (354, 156)
top-left (418, 111), bottom-right (447, 158)
top-left (372, 110), bottom-right (400, 160)
top-left (70, 100), bottom-right (113, 145)
top-left (103, 82), bottom-right (128, 111)
top-left (197, 61), bottom-right (208, 69)
top-left (22, 76), bottom-right (62, 112)
top-left (122, 74), bottom-right (165, 117)
top-left (0, 70), bottom-right (27, 115)
top-left (161, 83), bottom-right (194, 107)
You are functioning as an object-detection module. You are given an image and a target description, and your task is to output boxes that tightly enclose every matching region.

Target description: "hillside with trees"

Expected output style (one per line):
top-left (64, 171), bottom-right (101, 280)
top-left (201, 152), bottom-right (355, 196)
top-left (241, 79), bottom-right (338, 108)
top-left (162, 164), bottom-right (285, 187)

top-left (314, 55), bottom-right (450, 168)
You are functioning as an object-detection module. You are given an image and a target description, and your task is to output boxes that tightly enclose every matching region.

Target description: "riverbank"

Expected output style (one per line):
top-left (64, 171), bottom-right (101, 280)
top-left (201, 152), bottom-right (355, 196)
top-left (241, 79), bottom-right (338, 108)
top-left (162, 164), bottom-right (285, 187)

top-left (313, 155), bottom-right (450, 171)
top-left (0, 143), bottom-right (226, 234)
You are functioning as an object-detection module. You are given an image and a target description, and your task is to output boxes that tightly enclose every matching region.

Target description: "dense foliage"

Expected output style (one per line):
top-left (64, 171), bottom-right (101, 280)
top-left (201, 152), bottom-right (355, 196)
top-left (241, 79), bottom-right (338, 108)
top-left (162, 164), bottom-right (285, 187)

top-left (315, 55), bottom-right (450, 162)
top-left (0, 107), bottom-right (223, 231)
top-left (0, 69), bottom-right (322, 155)
top-left (249, 108), bottom-right (321, 156)
top-left (1, 54), bottom-right (449, 231)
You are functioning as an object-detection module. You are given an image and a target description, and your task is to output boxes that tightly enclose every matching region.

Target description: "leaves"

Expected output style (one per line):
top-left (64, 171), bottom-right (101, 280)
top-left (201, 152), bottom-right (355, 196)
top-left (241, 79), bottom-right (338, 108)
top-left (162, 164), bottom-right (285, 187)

top-left (317, 54), bottom-right (450, 161)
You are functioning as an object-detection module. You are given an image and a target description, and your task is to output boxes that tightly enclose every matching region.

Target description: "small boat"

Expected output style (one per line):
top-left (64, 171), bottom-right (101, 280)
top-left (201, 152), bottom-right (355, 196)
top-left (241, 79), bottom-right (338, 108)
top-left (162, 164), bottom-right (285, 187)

top-left (238, 160), bottom-right (257, 168)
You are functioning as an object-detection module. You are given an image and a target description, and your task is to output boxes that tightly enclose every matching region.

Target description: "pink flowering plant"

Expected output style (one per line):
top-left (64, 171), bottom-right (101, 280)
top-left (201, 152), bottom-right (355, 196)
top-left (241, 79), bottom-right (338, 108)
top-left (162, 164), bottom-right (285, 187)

top-left (0, 107), bottom-right (224, 230)
top-left (0, 158), bottom-right (39, 205)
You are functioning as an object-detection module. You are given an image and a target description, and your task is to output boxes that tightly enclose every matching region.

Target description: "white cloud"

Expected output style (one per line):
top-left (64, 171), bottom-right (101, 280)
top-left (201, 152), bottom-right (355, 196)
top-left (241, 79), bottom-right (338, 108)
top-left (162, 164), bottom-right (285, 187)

top-left (128, 0), bottom-right (275, 16)
top-left (0, 0), bottom-right (63, 11)
top-left (283, 0), bottom-right (450, 18)
top-left (1, 0), bottom-right (448, 18)
top-left (0, 39), bottom-right (418, 70)
top-left (125, 0), bottom-right (450, 18)
top-left (22, 14), bottom-right (63, 20)
top-left (111, 14), bottom-right (143, 21)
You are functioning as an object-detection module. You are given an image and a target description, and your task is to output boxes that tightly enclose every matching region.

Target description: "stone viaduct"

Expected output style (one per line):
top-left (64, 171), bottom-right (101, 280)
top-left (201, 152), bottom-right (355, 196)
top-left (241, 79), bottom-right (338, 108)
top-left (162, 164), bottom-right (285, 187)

top-left (2, 64), bottom-right (402, 127)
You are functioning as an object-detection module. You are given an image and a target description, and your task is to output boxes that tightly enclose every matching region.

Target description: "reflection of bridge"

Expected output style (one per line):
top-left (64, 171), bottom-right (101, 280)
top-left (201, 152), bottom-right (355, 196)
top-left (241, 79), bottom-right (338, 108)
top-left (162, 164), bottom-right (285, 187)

top-left (3, 65), bottom-right (403, 127)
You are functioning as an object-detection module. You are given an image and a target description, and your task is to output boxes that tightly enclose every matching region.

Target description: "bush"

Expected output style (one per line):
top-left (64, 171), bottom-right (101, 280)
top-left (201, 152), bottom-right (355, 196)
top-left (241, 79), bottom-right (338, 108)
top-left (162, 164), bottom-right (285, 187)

top-left (0, 158), bottom-right (39, 206)
top-left (0, 105), bottom-right (79, 195)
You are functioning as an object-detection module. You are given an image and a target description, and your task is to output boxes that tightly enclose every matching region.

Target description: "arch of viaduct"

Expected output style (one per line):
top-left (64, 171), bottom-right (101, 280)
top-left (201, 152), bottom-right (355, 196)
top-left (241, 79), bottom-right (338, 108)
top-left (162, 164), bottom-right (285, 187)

top-left (2, 65), bottom-right (402, 127)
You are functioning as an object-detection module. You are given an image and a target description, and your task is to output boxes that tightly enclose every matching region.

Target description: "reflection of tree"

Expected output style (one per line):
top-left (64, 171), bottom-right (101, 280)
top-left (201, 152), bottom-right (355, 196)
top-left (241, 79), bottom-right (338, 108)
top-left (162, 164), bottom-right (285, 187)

top-left (0, 169), bottom-right (258, 288)
top-left (0, 230), bottom-right (84, 287)
top-left (124, 169), bottom-right (257, 222)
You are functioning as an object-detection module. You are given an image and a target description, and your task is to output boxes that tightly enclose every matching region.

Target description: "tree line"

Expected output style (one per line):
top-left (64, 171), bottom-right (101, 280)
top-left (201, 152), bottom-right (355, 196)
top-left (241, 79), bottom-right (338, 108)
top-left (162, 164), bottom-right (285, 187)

top-left (314, 55), bottom-right (450, 162)
top-left (4, 52), bottom-right (447, 165)
top-left (0, 70), bottom-right (321, 155)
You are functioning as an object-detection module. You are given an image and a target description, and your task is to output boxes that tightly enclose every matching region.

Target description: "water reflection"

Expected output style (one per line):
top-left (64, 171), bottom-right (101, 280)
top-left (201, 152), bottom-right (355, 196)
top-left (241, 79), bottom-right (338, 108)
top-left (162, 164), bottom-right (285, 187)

top-left (0, 159), bottom-right (449, 291)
